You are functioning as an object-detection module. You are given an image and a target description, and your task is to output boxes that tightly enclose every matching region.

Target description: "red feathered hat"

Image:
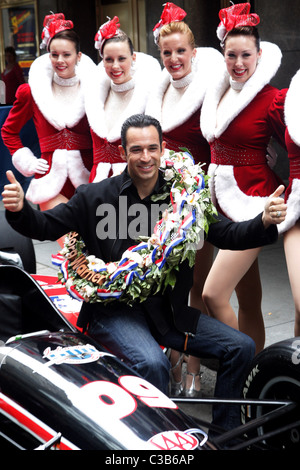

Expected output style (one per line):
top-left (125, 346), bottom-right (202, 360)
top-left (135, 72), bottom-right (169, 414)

top-left (40, 13), bottom-right (74, 50)
top-left (94, 16), bottom-right (121, 57)
top-left (153, 2), bottom-right (187, 44)
top-left (217, 3), bottom-right (260, 45)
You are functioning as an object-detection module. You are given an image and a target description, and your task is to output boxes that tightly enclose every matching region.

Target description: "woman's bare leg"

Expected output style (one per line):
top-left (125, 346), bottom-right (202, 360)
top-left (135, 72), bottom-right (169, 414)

top-left (203, 247), bottom-right (261, 336)
top-left (235, 258), bottom-right (264, 352)
top-left (190, 241), bottom-right (214, 313)
top-left (186, 242), bottom-right (215, 392)
top-left (283, 221), bottom-right (300, 337)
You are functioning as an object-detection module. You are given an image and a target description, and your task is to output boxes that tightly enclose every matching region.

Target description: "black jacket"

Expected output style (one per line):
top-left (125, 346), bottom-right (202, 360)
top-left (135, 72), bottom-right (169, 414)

top-left (6, 168), bottom-right (278, 335)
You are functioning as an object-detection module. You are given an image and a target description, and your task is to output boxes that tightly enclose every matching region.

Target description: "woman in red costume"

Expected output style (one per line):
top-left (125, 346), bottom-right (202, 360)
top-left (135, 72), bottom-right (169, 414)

top-left (279, 71), bottom-right (300, 336)
top-left (1, 13), bottom-right (95, 246)
top-left (85, 17), bottom-right (161, 182)
top-left (146, 3), bottom-right (223, 398)
top-left (201, 3), bottom-right (287, 352)
top-left (1, 46), bottom-right (25, 104)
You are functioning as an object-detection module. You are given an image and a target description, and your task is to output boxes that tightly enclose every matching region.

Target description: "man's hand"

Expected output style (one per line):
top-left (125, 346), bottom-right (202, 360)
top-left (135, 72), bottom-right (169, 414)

top-left (1, 170), bottom-right (24, 212)
top-left (262, 185), bottom-right (287, 228)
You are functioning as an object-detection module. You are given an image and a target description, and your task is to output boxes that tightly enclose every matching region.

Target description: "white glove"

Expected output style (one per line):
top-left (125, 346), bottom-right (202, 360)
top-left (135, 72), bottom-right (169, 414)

top-left (31, 158), bottom-right (49, 175)
top-left (12, 147), bottom-right (49, 177)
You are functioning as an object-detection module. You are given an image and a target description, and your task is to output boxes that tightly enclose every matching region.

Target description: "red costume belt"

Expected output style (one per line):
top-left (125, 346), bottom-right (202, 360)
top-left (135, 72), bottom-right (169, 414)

top-left (163, 135), bottom-right (205, 165)
top-left (93, 138), bottom-right (123, 165)
top-left (39, 128), bottom-right (91, 152)
top-left (211, 140), bottom-right (266, 166)
top-left (289, 158), bottom-right (300, 178)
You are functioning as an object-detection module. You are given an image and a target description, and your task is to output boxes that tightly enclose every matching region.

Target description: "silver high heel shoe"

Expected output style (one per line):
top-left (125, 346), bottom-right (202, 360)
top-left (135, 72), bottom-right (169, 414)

top-left (184, 372), bottom-right (202, 398)
top-left (169, 353), bottom-right (184, 397)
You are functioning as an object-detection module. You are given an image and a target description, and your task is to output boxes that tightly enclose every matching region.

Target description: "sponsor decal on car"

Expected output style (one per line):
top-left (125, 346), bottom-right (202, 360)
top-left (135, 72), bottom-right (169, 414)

top-left (148, 428), bottom-right (208, 450)
top-left (43, 344), bottom-right (113, 366)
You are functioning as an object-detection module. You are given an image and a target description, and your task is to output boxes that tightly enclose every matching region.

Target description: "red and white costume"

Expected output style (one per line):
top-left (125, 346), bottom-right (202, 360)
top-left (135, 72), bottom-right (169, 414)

top-left (84, 52), bottom-right (161, 182)
top-left (200, 42), bottom-right (287, 222)
top-left (279, 70), bottom-right (300, 233)
top-left (146, 47), bottom-right (223, 170)
top-left (1, 53), bottom-right (95, 204)
top-left (1, 62), bottom-right (25, 104)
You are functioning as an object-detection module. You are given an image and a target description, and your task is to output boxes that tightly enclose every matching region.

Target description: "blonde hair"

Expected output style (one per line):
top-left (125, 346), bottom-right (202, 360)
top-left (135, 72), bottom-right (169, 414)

top-left (158, 21), bottom-right (195, 49)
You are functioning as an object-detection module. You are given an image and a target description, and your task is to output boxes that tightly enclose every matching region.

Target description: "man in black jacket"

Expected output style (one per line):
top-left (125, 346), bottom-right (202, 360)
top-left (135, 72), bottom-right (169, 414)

top-left (2, 114), bottom-right (286, 433)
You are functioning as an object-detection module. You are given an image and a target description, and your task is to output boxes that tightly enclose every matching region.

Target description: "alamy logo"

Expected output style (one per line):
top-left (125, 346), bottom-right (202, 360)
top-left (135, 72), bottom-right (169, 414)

top-left (95, 196), bottom-right (204, 253)
top-left (95, 196), bottom-right (169, 240)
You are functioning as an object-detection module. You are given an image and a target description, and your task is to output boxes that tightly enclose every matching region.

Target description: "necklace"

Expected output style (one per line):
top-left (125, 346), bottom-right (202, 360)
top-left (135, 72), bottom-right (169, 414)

top-left (171, 72), bottom-right (194, 89)
top-left (53, 73), bottom-right (79, 87)
top-left (111, 78), bottom-right (135, 93)
top-left (229, 77), bottom-right (244, 91)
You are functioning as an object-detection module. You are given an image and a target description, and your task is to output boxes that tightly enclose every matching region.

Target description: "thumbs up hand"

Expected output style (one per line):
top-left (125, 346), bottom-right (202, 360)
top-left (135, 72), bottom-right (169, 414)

top-left (262, 185), bottom-right (287, 228)
top-left (1, 170), bottom-right (25, 212)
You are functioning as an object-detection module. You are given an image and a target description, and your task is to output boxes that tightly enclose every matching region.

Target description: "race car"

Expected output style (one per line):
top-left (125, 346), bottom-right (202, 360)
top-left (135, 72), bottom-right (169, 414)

top-left (0, 264), bottom-right (299, 451)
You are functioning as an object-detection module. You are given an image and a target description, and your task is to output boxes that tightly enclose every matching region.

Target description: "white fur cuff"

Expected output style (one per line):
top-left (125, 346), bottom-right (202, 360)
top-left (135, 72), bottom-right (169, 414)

top-left (210, 164), bottom-right (267, 221)
top-left (93, 162), bottom-right (111, 182)
top-left (112, 162), bottom-right (126, 176)
top-left (67, 150), bottom-right (90, 187)
top-left (12, 147), bottom-right (37, 177)
top-left (278, 179), bottom-right (300, 234)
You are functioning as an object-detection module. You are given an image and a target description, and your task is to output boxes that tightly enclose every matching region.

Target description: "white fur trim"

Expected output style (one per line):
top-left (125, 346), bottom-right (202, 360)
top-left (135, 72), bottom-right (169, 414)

top-left (201, 42), bottom-right (282, 142)
top-left (207, 163), bottom-right (217, 206)
top-left (12, 147), bottom-right (37, 176)
top-left (25, 149), bottom-right (90, 203)
top-left (66, 150), bottom-right (90, 187)
top-left (285, 69), bottom-right (300, 146)
top-left (26, 150), bottom-right (67, 204)
top-left (28, 53), bottom-right (96, 130)
top-left (216, 23), bottom-right (227, 42)
top-left (93, 162), bottom-right (111, 182)
top-left (146, 47), bottom-right (224, 132)
top-left (211, 165), bottom-right (268, 221)
top-left (278, 179), bottom-right (300, 234)
top-left (84, 52), bottom-right (161, 142)
top-left (112, 162), bottom-right (126, 176)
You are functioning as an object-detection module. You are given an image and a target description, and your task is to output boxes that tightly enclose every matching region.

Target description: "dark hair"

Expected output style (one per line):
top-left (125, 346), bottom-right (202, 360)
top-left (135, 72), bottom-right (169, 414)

top-left (224, 26), bottom-right (260, 52)
top-left (102, 30), bottom-right (134, 56)
top-left (48, 29), bottom-right (81, 53)
top-left (5, 46), bottom-right (17, 58)
top-left (121, 114), bottom-right (163, 151)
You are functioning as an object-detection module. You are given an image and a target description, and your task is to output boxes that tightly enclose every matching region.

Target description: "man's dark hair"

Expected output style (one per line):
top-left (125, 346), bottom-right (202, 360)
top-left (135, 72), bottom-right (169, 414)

top-left (121, 114), bottom-right (163, 152)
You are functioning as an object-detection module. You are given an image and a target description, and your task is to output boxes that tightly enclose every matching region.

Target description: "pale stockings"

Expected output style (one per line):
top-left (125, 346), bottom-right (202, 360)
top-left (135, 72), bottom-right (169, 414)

top-left (283, 220), bottom-right (300, 336)
top-left (203, 247), bottom-right (264, 353)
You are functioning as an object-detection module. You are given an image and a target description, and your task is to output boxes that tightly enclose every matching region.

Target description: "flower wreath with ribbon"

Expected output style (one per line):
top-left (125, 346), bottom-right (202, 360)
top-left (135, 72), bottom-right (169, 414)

top-left (53, 150), bottom-right (217, 305)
